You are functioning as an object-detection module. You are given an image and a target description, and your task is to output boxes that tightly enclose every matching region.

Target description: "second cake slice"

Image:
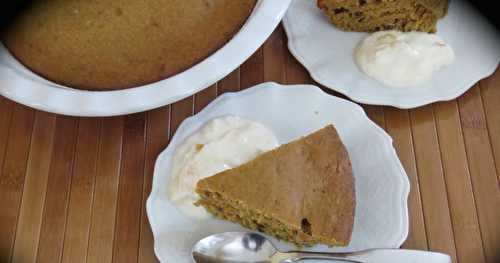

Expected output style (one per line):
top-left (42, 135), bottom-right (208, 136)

top-left (195, 125), bottom-right (356, 247)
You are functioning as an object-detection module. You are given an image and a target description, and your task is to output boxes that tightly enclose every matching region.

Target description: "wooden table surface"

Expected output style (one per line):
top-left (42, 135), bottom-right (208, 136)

top-left (0, 25), bottom-right (499, 263)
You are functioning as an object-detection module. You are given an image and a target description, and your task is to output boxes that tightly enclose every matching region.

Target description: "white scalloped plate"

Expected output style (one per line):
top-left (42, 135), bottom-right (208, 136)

top-left (0, 0), bottom-right (290, 117)
top-left (146, 82), bottom-right (410, 262)
top-left (283, 0), bottom-right (500, 108)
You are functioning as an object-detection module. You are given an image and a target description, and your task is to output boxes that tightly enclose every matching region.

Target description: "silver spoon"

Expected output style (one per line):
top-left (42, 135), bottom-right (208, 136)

top-left (192, 232), bottom-right (452, 263)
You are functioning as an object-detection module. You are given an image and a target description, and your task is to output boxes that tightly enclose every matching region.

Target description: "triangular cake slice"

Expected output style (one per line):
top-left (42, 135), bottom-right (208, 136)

top-left (195, 125), bottom-right (355, 246)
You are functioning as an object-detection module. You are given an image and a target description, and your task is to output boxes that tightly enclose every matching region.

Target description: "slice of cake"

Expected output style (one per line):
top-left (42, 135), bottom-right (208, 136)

top-left (317, 0), bottom-right (449, 33)
top-left (195, 125), bottom-right (355, 247)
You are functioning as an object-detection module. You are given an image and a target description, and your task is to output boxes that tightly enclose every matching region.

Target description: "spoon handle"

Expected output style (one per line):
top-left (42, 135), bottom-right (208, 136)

top-left (273, 251), bottom-right (364, 263)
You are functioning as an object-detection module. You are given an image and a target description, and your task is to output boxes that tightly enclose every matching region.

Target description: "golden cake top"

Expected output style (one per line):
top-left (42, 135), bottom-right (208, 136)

top-left (2, 0), bottom-right (256, 90)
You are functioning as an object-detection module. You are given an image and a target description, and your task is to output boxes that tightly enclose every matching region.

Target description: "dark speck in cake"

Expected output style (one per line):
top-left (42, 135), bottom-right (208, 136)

top-left (114, 7), bottom-right (123, 16)
top-left (150, 19), bottom-right (161, 29)
top-left (157, 62), bottom-right (167, 75)
top-left (203, 0), bottom-right (214, 7)
top-left (334, 7), bottom-right (349, 14)
top-left (301, 218), bottom-right (312, 235)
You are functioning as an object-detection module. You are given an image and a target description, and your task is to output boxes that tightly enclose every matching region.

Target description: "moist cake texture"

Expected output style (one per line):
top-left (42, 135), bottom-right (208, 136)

top-left (195, 125), bottom-right (356, 247)
top-left (2, 0), bottom-right (256, 90)
top-left (317, 0), bottom-right (448, 32)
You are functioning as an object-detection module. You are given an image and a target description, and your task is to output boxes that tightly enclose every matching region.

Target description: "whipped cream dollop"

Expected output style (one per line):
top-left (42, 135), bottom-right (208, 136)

top-left (167, 116), bottom-right (279, 218)
top-left (355, 30), bottom-right (455, 87)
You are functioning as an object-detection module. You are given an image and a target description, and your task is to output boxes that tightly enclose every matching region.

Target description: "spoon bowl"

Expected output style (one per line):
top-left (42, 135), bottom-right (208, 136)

top-left (192, 232), bottom-right (277, 262)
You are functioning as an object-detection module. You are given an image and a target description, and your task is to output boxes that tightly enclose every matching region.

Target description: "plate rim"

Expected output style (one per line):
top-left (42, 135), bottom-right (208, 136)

top-left (146, 82), bottom-right (410, 262)
top-left (0, 0), bottom-right (291, 117)
top-left (282, 0), bottom-right (500, 109)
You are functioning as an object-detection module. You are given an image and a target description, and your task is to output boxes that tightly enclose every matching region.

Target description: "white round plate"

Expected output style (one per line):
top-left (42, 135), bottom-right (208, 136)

top-left (0, 0), bottom-right (291, 117)
top-left (283, 0), bottom-right (500, 108)
top-left (146, 82), bottom-right (410, 262)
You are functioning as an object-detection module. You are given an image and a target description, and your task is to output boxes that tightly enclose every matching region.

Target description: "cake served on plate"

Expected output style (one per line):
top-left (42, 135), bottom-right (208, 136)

top-left (195, 125), bottom-right (356, 247)
top-left (2, 0), bottom-right (256, 91)
top-left (317, 0), bottom-right (448, 32)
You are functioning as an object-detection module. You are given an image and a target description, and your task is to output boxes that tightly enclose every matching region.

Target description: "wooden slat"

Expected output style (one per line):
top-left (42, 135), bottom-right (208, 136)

top-left (217, 69), bottom-right (240, 95)
top-left (283, 44), bottom-right (311, 85)
top-left (240, 47), bottom-right (264, 89)
top-left (11, 111), bottom-right (56, 263)
top-left (384, 108), bottom-right (428, 250)
top-left (195, 85), bottom-right (217, 113)
top-left (0, 105), bottom-right (34, 262)
top-left (409, 106), bottom-right (457, 262)
top-left (364, 105), bottom-right (385, 128)
top-left (263, 27), bottom-right (286, 83)
top-left (61, 119), bottom-right (101, 263)
top-left (36, 116), bottom-right (79, 263)
top-left (0, 97), bottom-right (14, 171)
top-left (170, 96), bottom-right (194, 135)
top-left (283, 45), bottom-right (311, 86)
top-left (479, 67), bottom-right (500, 181)
top-left (86, 117), bottom-right (124, 263)
top-left (434, 101), bottom-right (486, 263)
top-left (138, 107), bottom-right (170, 263)
top-left (458, 86), bottom-right (500, 263)
top-left (112, 113), bottom-right (147, 263)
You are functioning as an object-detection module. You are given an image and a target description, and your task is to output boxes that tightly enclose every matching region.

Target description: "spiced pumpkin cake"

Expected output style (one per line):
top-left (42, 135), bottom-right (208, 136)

top-left (2, 0), bottom-right (256, 90)
top-left (195, 125), bottom-right (356, 247)
top-left (317, 0), bottom-right (448, 33)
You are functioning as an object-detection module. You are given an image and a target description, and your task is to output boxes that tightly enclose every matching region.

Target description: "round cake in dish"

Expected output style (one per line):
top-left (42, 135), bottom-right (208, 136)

top-left (2, 0), bottom-right (256, 91)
